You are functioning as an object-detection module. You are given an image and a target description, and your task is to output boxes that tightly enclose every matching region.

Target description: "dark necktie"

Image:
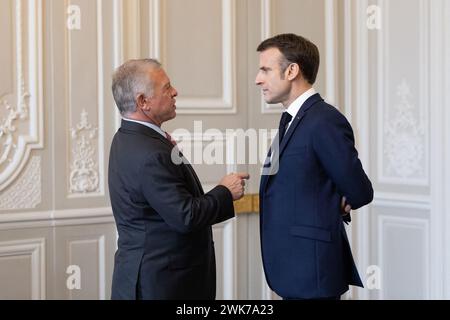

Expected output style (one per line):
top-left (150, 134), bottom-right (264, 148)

top-left (264, 112), bottom-right (293, 167)
top-left (165, 131), bottom-right (177, 146)
top-left (278, 112), bottom-right (293, 143)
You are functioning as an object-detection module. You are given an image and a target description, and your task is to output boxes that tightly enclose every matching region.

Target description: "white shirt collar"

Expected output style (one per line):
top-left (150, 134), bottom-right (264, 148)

top-left (285, 87), bottom-right (317, 119)
top-left (122, 118), bottom-right (166, 138)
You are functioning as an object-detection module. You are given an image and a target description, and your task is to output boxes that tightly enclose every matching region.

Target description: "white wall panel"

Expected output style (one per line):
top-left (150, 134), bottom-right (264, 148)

top-left (0, 238), bottom-right (45, 299)
top-left (148, 0), bottom-right (237, 113)
top-left (378, 215), bottom-right (429, 299)
top-left (0, 0), bottom-right (448, 300)
top-left (213, 219), bottom-right (237, 299)
top-left (0, 0), bottom-right (44, 192)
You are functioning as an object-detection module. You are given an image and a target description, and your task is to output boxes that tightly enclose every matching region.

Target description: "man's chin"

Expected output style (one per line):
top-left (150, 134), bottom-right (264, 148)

top-left (163, 112), bottom-right (176, 123)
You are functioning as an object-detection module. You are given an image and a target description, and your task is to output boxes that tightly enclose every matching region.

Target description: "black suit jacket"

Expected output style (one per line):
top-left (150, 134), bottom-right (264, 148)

top-left (109, 120), bottom-right (234, 299)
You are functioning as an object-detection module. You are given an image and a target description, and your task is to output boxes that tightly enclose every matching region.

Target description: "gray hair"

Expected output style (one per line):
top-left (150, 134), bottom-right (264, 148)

top-left (111, 59), bottom-right (162, 115)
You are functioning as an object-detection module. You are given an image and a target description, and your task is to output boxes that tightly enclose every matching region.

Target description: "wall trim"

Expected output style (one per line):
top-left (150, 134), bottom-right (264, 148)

top-left (445, 0), bottom-right (450, 299)
top-left (354, 0), bottom-right (370, 300)
top-left (113, 0), bottom-right (124, 131)
top-left (0, 198), bottom-right (262, 227)
top-left (149, 0), bottom-right (237, 114)
top-left (377, 215), bottom-right (430, 299)
top-left (342, 0), bottom-right (354, 301)
top-left (0, 0), bottom-right (44, 191)
top-left (67, 235), bottom-right (106, 300)
top-left (213, 219), bottom-right (238, 299)
top-left (429, 0), bottom-right (445, 299)
top-left (0, 207), bottom-right (114, 230)
top-left (376, 0), bottom-right (429, 186)
top-left (343, 0), bottom-right (353, 123)
top-left (260, 0), bottom-right (283, 114)
top-left (96, 0), bottom-right (106, 197)
top-left (66, 0), bottom-right (105, 198)
top-left (373, 192), bottom-right (431, 210)
top-left (223, 218), bottom-right (238, 299)
top-left (324, 0), bottom-right (338, 105)
top-left (0, 238), bottom-right (46, 299)
top-left (148, 0), bottom-right (161, 61)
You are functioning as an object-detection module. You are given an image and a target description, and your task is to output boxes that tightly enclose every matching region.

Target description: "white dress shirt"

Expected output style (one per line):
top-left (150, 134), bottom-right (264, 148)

top-left (268, 88), bottom-right (317, 164)
top-left (122, 118), bottom-right (166, 138)
top-left (285, 87), bottom-right (317, 131)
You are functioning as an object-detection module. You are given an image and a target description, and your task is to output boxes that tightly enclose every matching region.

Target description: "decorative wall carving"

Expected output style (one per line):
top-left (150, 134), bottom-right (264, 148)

top-left (0, 156), bottom-right (41, 210)
top-left (0, 82), bottom-right (30, 167)
top-left (384, 79), bottom-right (426, 180)
top-left (377, 0), bottom-right (429, 186)
top-left (69, 110), bottom-right (99, 194)
top-left (0, 0), bottom-right (44, 191)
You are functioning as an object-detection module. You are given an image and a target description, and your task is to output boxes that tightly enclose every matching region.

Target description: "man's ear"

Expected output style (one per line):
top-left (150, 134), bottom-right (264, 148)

top-left (137, 94), bottom-right (151, 111)
top-left (287, 63), bottom-right (300, 81)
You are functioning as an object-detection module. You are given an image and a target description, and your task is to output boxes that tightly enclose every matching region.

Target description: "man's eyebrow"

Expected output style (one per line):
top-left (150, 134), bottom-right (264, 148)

top-left (259, 66), bottom-right (271, 71)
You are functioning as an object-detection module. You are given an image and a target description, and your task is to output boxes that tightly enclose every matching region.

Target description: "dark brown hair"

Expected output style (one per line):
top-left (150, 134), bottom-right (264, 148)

top-left (257, 33), bottom-right (320, 84)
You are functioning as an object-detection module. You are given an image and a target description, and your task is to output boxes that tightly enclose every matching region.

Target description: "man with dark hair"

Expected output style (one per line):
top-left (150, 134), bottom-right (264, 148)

top-left (109, 59), bottom-right (249, 299)
top-left (256, 34), bottom-right (373, 300)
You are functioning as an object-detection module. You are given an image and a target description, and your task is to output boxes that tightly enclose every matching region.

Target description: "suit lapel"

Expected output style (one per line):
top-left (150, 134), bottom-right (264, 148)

top-left (260, 93), bottom-right (324, 193)
top-left (278, 112), bottom-right (306, 156)
top-left (120, 120), bottom-right (204, 194)
top-left (120, 119), bottom-right (174, 148)
top-left (279, 93), bottom-right (323, 156)
top-left (182, 156), bottom-right (205, 195)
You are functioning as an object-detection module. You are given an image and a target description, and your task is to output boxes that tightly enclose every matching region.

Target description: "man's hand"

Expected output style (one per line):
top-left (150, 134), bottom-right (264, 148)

top-left (341, 196), bottom-right (352, 224)
top-left (341, 196), bottom-right (352, 215)
top-left (219, 173), bottom-right (250, 201)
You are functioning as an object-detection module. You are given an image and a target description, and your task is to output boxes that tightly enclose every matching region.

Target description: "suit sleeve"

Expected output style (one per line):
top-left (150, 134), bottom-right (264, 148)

top-left (140, 151), bottom-right (235, 234)
top-left (312, 110), bottom-right (374, 210)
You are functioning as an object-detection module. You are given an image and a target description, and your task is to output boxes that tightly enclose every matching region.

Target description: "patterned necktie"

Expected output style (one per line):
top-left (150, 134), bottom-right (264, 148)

top-left (165, 131), bottom-right (177, 146)
top-left (278, 112), bottom-right (293, 143)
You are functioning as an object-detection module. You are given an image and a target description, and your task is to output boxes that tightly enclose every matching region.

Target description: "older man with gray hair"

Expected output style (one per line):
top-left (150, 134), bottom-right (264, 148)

top-left (108, 59), bottom-right (249, 300)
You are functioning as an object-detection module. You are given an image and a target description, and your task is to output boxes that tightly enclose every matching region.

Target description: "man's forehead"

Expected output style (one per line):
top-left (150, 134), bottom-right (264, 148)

top-left (259, 48), bottom-right (281, 61)
top-left (259, 47), bottom-right (282, 64)
top-left (149, 67), bottom-right (169, 82)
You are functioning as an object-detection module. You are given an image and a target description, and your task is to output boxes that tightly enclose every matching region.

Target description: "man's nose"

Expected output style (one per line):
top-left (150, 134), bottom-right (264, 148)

top-left (255, 74), bottom-right (263, 86)
top-left (172, 88), bottom-right (178, 97)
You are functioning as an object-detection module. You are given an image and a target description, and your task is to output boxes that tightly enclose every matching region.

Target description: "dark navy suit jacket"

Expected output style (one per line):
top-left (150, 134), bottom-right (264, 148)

top-left (259, 93), bottom-right (373, 299)
top-left (108, 120), bottom-right (234, 299)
